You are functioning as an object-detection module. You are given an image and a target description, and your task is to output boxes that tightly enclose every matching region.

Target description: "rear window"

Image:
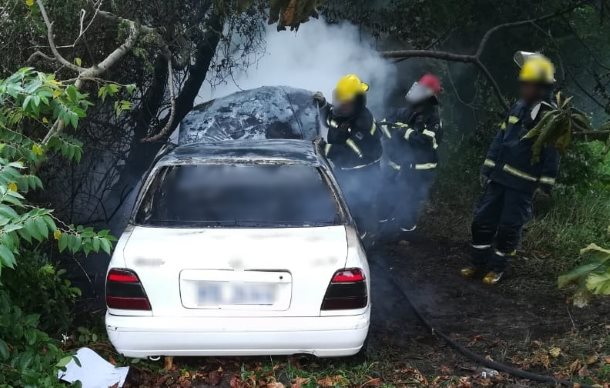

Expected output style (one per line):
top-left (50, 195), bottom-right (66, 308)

top-left (135, 164), bottom-right (342, 227)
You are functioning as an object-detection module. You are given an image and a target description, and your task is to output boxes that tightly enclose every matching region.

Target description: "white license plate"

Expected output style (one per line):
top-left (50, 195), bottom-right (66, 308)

top-left (197, 282), bottom-right (276, 305)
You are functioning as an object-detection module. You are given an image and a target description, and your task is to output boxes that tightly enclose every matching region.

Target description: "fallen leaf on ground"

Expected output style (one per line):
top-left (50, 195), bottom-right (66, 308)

top-left (207, 369), bottom-right (223, 385)
top-left (317, 375), bottom-right (347, 387)
top-left (458, 376), bottom-right (472, 388)
top-left (230, 375), bottom-right (243, 388)
top-left (440, 365), bottom-right (453, 374)
top-left (586, 354), bottom-right (599, 365)
top-left (549, 347), bottom-right (561, 358)
top-left (578, 366), bottom-right (589, 377)
top-left (291, 376), bottom-right (310, 388)
top-left (360, 377), bottom-right (381, 387)
top-left (570, 360), bottom-right (583, 374)
top-left (267, 382), bottom-right (285, 388)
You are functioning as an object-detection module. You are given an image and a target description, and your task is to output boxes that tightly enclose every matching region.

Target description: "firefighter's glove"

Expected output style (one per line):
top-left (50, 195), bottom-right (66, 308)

top-left (479, 174), bottom-right (490, 188)
top-left (313, 91), bottom-right (326, 107)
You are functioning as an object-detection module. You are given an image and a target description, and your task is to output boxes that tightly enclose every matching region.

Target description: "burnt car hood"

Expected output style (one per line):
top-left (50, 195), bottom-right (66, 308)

top-left (178, 86), bottom-right (322, 145)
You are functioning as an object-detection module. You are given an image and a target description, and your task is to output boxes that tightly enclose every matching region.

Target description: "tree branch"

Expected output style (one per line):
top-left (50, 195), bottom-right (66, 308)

top-left (36, 0), bottom-right (87, 73)
top-left (80, 22), bottom-right (140, 78)
top-left (382, 50), bottom-right (472, 62)
top-left (381, 1), bottom-right (592, 111)
top-left (35, 0), bottom-right (144, 143)
top-left (26, 50), bottom-right (55, 64)
top-left (140, 56), bottom-right (177, 142)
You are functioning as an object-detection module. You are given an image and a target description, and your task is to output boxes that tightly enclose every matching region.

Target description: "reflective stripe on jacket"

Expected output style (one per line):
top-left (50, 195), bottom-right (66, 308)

top-left (322, 106), bottom-right (382, 169)
top-left (482, 99), bottom-right (560, 193)
top-left (381, 103), bottom-right (442, 171)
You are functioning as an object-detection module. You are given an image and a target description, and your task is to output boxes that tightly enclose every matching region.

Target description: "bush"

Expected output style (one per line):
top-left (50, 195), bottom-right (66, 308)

top-left (0, 68), bottom-right (116, 385)
top-left (0, 289), bottom-right (68, 387)
top-left (2, 251), bottom-right (81, 335)
top-left (558, 243), bottom-right (610, 307)
top-left (524, 141), bottom-right (610, 271)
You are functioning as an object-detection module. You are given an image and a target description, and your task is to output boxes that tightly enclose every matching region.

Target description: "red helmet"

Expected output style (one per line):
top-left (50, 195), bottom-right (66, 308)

top-left (418, 74), bottom-right (442, 95)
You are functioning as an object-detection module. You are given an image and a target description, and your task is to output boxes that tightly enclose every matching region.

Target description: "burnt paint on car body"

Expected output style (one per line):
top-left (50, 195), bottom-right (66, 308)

top-left (178, 86), bottom-right (321, 145)
top-left (158, 139), bottom-right (321, 167)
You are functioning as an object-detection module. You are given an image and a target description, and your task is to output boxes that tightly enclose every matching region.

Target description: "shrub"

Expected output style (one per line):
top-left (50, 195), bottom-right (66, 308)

top-left (0, 68), bottom-right (116, 384)
top-left (558, 243), bottom-right (610, 307)
top-left (2, 251), bottom-right (81, 335)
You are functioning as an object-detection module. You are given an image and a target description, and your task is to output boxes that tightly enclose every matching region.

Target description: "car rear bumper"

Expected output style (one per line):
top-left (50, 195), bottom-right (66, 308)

top-left (105, 309), bottom-right (370, 358)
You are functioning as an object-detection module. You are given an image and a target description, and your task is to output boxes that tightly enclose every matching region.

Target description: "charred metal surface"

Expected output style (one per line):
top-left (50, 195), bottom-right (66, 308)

top-left (159, 139), bottom-right (320, 166)
top-left (178, 86), bottom-right (321, 144)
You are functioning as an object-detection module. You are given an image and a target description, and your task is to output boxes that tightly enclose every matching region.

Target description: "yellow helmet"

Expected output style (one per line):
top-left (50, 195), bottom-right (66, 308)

top-left (516, 52), bottom-right (555, 84)
top-left (333, 74), bottom-right (369, 103)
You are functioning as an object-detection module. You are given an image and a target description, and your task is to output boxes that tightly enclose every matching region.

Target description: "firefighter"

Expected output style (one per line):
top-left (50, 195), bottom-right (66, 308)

top-left (462, 52), bottom-right (560, 285)
top-left (378, 74), bottom-right (443, 237)
top-left (313, 74), bottom-right (382, 238)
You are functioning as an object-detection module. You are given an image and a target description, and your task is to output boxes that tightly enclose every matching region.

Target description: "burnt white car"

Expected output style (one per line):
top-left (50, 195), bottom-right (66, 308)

top-left (105, 139), bottom-right (370, 358)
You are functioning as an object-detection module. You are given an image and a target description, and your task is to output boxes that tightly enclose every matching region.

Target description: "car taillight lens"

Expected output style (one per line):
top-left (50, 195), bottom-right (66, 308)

top-left (106, 269), bottom-right (151, 310)
top-left (321, 268), bottom-right (367, 310)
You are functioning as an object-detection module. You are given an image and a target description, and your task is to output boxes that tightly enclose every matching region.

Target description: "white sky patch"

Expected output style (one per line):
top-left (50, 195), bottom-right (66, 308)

top-left (198, 19), bottom-right (396, 115)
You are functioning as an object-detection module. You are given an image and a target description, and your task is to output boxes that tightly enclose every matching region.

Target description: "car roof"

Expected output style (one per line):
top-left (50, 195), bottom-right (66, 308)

top-left (158, 139), bottom-right (321, 166)
top-left (178, 86), bottom-right (321, 145)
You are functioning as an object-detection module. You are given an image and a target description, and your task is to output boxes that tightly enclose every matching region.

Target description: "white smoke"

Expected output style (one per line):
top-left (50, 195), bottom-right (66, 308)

top-left (198, 19), bottom-right (397, 115)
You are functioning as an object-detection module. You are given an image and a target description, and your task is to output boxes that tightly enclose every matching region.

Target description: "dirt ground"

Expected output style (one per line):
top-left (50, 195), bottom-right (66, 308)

top-left (117, 238), bottom-right (610, 387)
top-left (371, 238), bottom-right (610, 385)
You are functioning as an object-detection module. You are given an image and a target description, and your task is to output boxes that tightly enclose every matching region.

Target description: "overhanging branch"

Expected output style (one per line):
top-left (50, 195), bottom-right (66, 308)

top-left (381, 1), bottom-right (592, 111)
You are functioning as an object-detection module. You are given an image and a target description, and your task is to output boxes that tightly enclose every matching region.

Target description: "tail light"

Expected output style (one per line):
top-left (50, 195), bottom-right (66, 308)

top-left (321, 268), bottom-right (367, 310)
top-left (106, 269), bottom-right (151, 310)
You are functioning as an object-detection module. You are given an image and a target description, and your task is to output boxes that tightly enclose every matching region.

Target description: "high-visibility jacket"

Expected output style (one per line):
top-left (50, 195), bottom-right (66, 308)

top-left (482, 99), bottom-right (560, 193)
top-left (380, 104), bottom-right (442, 171)
top-left (322, 105), bottom-right (382, 169)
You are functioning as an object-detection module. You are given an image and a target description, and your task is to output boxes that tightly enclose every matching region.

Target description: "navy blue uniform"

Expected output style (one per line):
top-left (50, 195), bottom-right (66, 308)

top-left (320, 103), bottom-right (382, 237)
top-left (378, 103), bottom-right (442, 234)
top-left (471, 99), bottom-right (560, 272)
top-left (323, 106), bottom-right (382, 169)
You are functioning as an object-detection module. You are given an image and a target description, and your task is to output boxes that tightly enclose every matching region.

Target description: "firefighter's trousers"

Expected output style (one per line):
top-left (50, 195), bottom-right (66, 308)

top-left (334, 161), bottom-right (380, 238)
top-left (471, 181), bottom-right (533, 272)
top-left (378, 165), bottom-right (436, 237)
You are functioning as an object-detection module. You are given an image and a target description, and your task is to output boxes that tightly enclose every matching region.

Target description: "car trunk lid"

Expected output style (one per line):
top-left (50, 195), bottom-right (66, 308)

top-left (122, 225), bottom-right (347, 317)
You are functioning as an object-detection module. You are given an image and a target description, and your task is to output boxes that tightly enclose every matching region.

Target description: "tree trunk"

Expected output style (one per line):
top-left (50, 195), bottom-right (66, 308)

top-left (103, 12), bottom-right (224, 228)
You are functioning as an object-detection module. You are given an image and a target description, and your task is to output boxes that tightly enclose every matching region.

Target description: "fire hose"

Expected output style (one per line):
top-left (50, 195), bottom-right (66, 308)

top-left (373, 262), bottom-right (594, 388)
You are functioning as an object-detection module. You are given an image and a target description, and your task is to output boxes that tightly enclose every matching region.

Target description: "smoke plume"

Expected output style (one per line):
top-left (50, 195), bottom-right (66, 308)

top-left (198, 19), bottom-right (397, 115)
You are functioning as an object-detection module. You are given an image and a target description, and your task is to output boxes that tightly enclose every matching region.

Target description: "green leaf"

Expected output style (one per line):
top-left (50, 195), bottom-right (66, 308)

top-left (558, 263), bottom-right (601, 288)
top-left (0, 204), bottom-right (18, 219)
top-left (24, 218), bottom-right (42, 241)
top-left (92, 237), bottom-right (100, 252)
top-left (17, 227), bottom-right (31, 243)
top-left (74, 57), bottom-right (82, 67)
top-left (58, 233), bottom-right (68, 253)
top-left (0, 244), bottom-right (16, 268)
top-left (3, 223), bottom-right (23, 233)
top-left (24, 329), bottom-right (37, 345)
top-left (56, 355), bottom-right (73, 368)
top-left (99, 238), bottom-right (112, 255)
top-left (580, 243), bottom-right (610, 263)
top-left (0, 339), bottom-right (9, 360)
top-left (34, 217), bottom-right (48, 239)
top-left (586, 272), bottom-right (610, 295)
